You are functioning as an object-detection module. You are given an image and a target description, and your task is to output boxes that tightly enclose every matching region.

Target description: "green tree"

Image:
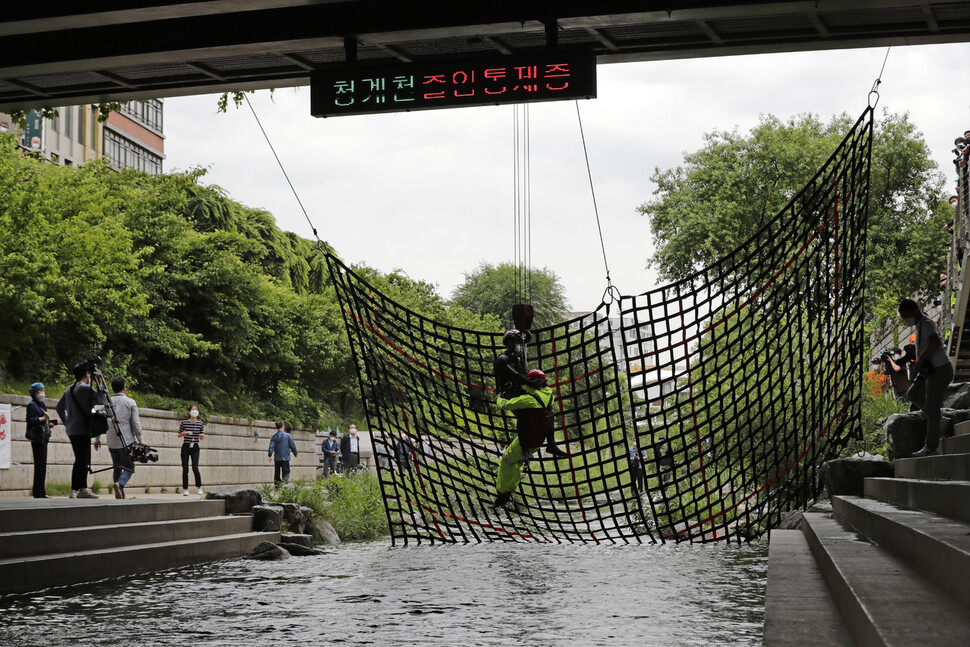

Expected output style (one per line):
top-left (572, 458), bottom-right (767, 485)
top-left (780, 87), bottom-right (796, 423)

top-left (638, 110), bottom-right (950, 333)
top-left (450, 261), bottom-right (569, 330)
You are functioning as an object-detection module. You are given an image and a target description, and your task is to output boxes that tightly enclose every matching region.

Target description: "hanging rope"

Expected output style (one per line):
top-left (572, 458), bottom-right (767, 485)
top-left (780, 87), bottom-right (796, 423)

top-left (576, 101), bottom-right (613, 292)
top-left (868, 47), bottom-right (890, 109)
top-left (512, 104), bottom-right (532, 304)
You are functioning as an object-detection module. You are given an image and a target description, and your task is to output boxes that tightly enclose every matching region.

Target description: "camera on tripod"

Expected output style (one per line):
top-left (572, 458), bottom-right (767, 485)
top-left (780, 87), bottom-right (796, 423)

top-left (129, 444), bottom-right (159, 463)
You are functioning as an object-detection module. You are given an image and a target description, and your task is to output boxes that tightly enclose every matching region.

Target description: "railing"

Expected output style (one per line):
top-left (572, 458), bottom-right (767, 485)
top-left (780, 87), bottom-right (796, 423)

top-left (944, 157), bottom-right (970, 367)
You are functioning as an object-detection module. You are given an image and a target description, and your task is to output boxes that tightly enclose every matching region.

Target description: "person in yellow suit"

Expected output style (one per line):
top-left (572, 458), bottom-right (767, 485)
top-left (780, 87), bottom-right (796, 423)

top-left (491, 369), bottom-right (567, 508)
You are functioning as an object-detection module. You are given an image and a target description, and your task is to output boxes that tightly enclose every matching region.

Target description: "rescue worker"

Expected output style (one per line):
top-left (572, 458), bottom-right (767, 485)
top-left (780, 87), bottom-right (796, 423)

top-left (491, 368), bottom-right (568, 508)
top-left (494, 329), bottom-right (540, 399)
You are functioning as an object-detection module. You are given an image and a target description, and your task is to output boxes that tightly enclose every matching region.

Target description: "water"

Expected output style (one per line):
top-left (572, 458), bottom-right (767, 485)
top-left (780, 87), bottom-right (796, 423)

top-left (1, 540), bottom-right (767, 646)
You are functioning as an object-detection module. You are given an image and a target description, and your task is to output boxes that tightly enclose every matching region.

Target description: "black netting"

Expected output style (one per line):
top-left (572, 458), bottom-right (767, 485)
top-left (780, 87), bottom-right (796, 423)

top-left (326, 106), bottom-right (873, 544)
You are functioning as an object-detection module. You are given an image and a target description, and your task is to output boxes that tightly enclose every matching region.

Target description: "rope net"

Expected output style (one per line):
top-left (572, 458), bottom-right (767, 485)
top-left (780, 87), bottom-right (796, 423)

top-left (326, 106), bottom-right (873, 544)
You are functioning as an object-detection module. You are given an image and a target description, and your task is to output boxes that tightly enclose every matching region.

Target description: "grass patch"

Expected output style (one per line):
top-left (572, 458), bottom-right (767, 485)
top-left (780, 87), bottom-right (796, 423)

top-left (47, 481), bottom-right (71, 496)
top-left (260, 474), bottom-right (388, 542)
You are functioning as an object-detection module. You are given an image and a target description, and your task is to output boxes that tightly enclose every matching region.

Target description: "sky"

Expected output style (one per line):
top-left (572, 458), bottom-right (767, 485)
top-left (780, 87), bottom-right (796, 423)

top-left (163, 42), bottom-right (970, 312)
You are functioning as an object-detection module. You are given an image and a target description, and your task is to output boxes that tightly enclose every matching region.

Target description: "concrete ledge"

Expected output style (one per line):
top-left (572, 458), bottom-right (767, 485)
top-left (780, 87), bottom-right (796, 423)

top-left (762, 530), bottom-right (852, 647)
top-left (0, 498), bottom-right (226, 532)
top-left (0, 515), bottom-right (253, 560)
top-left (0, 531), bottom-right (281, 597)
top-left (865, 477), bottom-right (970, 524)
top-left (802, 512), bottom-right (970, 647)
top-left (941, 432), bottom-right (970, 455)
top-left (833, 495), bottom-right (970, 611)
top-left (894, 454), bottom-right (970, 481)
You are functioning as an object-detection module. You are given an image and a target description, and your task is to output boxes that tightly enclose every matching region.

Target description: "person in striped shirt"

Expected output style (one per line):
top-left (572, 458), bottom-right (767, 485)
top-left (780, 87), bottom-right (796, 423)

top-left (178, 405), bottom-right (205, 496)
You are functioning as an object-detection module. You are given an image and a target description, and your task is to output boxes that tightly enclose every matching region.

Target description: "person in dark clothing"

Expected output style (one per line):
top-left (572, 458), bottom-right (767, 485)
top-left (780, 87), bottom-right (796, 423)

top-left (25, 382), bottom-right (56, 498)
top-left (55, 363), bottom-right (103, 499)
top-left (340, 424), bottom-right (361, 473)
top-left (320, 430), bottom-right (340, 477)
top-left (628, 442), bottom-right (645, 495)
top-left (656, 437), bottom-right (674, 484)
top-left (268, 421), bottom-right (298, 486)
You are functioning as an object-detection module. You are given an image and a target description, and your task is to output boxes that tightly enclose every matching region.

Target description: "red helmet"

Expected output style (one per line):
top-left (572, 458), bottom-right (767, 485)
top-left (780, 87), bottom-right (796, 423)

top-left (502, 329), bottom-right (521, 347)
top-left (526, 369), bottom-right (546, 383)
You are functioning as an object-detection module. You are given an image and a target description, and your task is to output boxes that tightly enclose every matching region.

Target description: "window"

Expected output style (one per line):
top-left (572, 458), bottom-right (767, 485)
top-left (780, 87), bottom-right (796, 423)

top-left (103, 129), bottom-right (163, 175)
top-left (63, 106), bottom-right (75, 139)
top-left (120, 99), bottom-right (163, 132)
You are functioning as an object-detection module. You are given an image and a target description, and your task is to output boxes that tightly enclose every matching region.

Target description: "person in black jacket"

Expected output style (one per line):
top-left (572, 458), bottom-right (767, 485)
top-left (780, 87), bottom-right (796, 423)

top-left (25, 382), bottom-right (57, 498)
top-left (55, 362), bottom-right (103, 499)
top-left (340, 424), bottom-right (361, 473)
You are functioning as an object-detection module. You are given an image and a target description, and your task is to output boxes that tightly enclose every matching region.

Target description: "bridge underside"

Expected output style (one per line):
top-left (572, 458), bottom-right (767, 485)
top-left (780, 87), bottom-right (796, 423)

top-left (3, 1), bottom-right (970, 112)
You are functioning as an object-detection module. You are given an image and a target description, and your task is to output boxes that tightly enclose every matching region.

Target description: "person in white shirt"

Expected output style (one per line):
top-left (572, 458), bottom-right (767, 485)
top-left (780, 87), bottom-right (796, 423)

top-left (899, 298), bottom-right (954, 456)
top-left (340, 424), bottom-right (361, 473)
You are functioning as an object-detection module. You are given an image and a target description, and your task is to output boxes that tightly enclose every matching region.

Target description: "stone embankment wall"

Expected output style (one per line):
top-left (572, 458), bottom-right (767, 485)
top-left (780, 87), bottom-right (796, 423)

top-left (0, 393), bottom-right (317, 496)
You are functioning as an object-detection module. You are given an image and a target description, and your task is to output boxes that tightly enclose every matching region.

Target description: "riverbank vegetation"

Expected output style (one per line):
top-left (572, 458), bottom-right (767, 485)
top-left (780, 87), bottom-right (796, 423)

top-left (260, 473), bottom-right (388, 541)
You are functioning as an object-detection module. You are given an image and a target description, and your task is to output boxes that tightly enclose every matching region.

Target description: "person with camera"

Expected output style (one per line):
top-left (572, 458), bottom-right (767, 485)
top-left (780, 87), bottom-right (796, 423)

top-left (899, 298), bottom-right (954, 456)
top-left (25, 382), bottom-right (57, 498)
top-left (108, 377), bottom-right (144, 499)
top-left (178, 405), bottom-right (205, 496)
top-left (55, 363), bottom-right (103, 499)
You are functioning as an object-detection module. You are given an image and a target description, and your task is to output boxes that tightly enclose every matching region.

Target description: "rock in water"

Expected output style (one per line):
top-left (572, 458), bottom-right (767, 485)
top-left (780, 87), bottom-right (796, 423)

top-left (206, 487), bottom-right (262, 514)
top-left (277, 542), bottom-right (325, 556)
top-left (252, 504), bottom-right (284, 532)
top-left (279, 503), bottom-right (305, 534)
top-left (307, 516), bottom-right (341, 545)
top-left (819, 454), bottom-right (894, 497)
top-left (279, 533), bottom-right (314, 548)
top-left (248, 541), bottom-right (290, 560)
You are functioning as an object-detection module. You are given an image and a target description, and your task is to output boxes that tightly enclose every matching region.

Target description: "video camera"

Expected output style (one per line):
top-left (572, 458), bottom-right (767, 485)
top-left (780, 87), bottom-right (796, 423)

top-left (129, 444), bottom-right (159, 463)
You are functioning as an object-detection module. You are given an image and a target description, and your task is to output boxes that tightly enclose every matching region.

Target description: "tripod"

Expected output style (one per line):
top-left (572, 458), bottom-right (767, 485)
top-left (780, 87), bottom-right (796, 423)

top-left (87, 364), bottom-right (136, 476)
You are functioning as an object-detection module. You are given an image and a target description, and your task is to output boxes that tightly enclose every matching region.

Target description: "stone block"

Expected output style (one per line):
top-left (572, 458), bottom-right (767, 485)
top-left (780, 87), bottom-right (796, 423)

top-left (252, 504), bottom-right (283, 532)
top-left (206, 486), bottom-right (262, 514)
top-left (279, 533), bottom-right (314, 548)
top-left (307, 516), bottom-right (341, 545)
top-left (279, 502), bottom-right (305, 534)
top-left (247, 540), bottom-right (290, 560)
top-left (942, 382), bottom-right (970, 410)
top-left (277, 542), bottom-right (324, 556)
top-left (819, 454), bottom-right (894, 497)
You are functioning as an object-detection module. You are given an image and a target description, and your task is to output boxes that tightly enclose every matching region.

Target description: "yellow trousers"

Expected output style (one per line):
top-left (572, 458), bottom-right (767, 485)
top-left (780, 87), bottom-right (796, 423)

top-left (495, 437), bottom-right (530, 494)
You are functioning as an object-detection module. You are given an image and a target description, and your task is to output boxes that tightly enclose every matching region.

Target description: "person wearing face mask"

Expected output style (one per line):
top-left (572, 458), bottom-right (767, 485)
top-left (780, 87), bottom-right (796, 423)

top-left (178, 405), bottom-right (205, 495)
top-left (899, 298), bottom-right (953, 456)
top-left (340, 424), bottom-right (360, 474)
top-left (25, 382), bottom-right (57, 498)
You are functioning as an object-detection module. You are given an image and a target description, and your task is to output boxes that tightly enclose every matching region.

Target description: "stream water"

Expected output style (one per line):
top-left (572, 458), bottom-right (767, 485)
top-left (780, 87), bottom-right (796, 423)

top-left (1, 540), bottom-right (767, 646)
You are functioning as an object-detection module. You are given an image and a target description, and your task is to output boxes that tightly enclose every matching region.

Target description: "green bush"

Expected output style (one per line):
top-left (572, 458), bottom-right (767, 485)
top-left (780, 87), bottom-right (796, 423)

top-left (46, 481), bottom-right (71, 496)
top-left (260, 473), bottom-right (388, 542)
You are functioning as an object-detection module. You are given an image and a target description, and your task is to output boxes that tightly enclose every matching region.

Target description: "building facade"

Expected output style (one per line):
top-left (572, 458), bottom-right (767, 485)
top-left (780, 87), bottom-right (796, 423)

top-left (0, 99), bottom-right (164, 173)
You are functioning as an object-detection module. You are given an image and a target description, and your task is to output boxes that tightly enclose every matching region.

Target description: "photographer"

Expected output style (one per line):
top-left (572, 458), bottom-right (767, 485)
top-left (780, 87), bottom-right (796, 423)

top-left (882, 348), bottom-right (911, 401)
top-left (108, 377), bottom-right (144, 499)
top-left (55, 363), bottom-right (103, 499)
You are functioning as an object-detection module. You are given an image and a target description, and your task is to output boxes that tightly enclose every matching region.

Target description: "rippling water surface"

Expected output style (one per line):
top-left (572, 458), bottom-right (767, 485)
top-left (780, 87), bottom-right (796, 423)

top-left (1, 540), bottom-right (767, 646)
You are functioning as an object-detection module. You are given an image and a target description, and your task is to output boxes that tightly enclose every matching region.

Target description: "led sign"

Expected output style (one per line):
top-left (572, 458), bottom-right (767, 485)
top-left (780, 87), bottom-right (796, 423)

top-left (310, 50), bottom-right (596, 117)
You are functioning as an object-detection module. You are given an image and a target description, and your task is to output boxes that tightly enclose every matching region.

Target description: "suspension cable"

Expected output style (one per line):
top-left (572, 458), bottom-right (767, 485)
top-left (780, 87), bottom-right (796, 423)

top-left (575, 101), bottom-right (612, 289)
top-left (245, 93), bottom-right (323, 248)
top-left (868, 47), bottom-right (890, 109)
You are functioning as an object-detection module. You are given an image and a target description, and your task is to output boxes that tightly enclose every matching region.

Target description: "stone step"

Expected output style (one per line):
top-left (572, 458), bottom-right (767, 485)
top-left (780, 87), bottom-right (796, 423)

top-left (802, 512), bottom-right (970, 647)
top-left (0, 514), bottom-right (253, 560)
top-left (832, 496), bottom-right (970, 611)
top-left (762, 530), bottom-right (853, 647)
top-left (942, 432), bottom-right (970, 454)
top-left (894, 453), bottom-right (970, 480)
top-left (865, 477), bottom-right (970, 524)
top-left (953, 419), bottom-right (970, 436)
top-left (0, 531), bottom-right (280, 597)
top-left (0, 498), bottom-right (226, 532)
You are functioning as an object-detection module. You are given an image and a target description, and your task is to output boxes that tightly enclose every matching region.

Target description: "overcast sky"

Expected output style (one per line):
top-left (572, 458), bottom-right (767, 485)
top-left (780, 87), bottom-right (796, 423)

top-left (163, 42), bottom-right (970, 312)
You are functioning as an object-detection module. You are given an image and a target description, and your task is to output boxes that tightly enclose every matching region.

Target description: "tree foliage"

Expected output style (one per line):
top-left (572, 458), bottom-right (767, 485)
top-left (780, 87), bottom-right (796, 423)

top-left (0, 133), bottom-right (491, 428)
top-left (450, 261), bottom-right (570, 329)
top-left (639, 110), bottom-right (950, 333)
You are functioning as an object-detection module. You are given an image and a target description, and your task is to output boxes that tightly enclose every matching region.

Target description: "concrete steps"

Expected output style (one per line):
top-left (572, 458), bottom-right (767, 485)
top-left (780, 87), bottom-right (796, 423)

top-left (0, 498), bottom-right (278, 596)
top-left (764, 415), bottom-right (970, 646)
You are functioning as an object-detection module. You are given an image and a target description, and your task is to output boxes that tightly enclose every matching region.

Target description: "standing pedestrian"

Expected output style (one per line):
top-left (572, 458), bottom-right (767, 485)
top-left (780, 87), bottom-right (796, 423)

top-left (320, 429), bottom-right (340, 477)
top-left (108, 377), bottom-right (143, 499)
top-left (55, 363), bottom-right (102, 499)
top-left (178, 404), bottom-right (205, 495)
top-left (899, 298), bottom-right (954, 456)
top-left (340, 424), bottom-right (360, 474)
top-left (628, 442), bottom-right (644, 495)
top-left (268, 421), bottom-right (298, 486)
top-left (24, 382), bottom-right (56, 498)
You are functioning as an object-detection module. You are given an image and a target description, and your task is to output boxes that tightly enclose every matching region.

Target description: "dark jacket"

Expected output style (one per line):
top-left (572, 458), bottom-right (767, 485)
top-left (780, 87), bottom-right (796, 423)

top-left (321, 437), bottom-right (340, 456)
top-left (340, 433), bottom-right (360, 462)
top-left (268, 430), bottom-right (298, 462)
top-left (25, 399), bottom-right (52, 442)
top-left (494, 350), bottom-right (540, 398)
top-left (55, 382), bottom-right (97, 438)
